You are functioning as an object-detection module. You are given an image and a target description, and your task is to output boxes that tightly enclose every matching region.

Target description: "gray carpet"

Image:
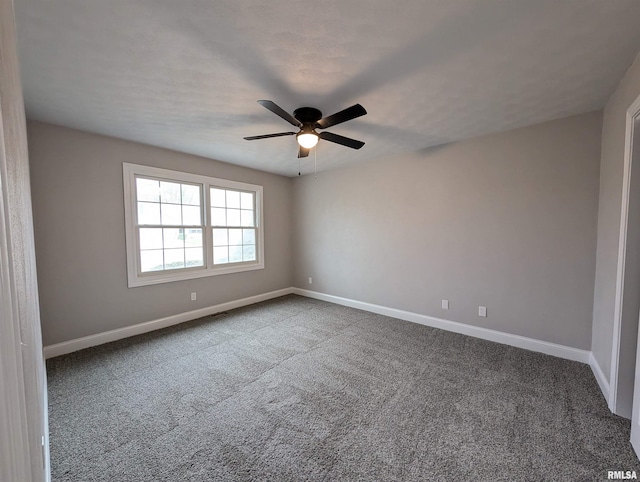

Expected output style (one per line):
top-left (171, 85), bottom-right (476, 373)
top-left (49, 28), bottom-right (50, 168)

top-left (47, 294), bottom-right (638, 481)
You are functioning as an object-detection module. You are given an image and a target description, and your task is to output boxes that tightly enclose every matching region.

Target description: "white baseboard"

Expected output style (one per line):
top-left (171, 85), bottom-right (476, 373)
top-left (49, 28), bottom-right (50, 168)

top-left (43, 288), bottom-right (293, 359)
top-left (44, 285), bottom-right (595, 368)
top-left (44, 286), bottom-right (609, 403)
top-left (292, 288), bottom-right (591, 364)
top-left (589, 352), bottom-right (610, 402)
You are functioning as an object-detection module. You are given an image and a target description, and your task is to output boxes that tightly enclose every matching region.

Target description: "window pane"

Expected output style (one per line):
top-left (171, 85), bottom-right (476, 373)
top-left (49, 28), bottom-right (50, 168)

top-left (161, 204), bottom-right (182, 225)
top-left (138, 202), bottom-right (160, 225)
top-left (182, 205), bottom-right (201, 226)
top-left (243, 229), bottom-right (255, 245)
top-left (164, 248), bottom-right (184, 269)
top-left (163, 228), bottom-right (184, 249)
top-left (227, 209), bottom-right (240, 226)
top-left (140, 249), bottom-right (163, 272)
top-left (212, 208), bottom-right (226, 226)
top-left (139, 228), bottom-right (163, 250)
top-left (137, 178), bottom-right (160, 202)
top-left (213, 246), bottom-right (229, 264)
top-left (181, 184), bottom-right (200, 206)
top-left (213, 228), bottom-right (228, 246)
top-left (185, 229), bottom-right (203, 247)
top-left (228, 228), bottom-right (242, 246)
top-left (240, 192), bottom-right (253, 210)
top-left (211, 188), bottom-right (226, 207)
top-left (243, 245), bottom-right (256, 261)
top-left (185, 247), bottom-right (204, 267)
top-left (241, 210), bottom-right (254, 227)
top-left (226, 190), bottom-right (240, 209)
top-left (160, 181), bottom-right (181, 204)
top-left (229, 245), bottom-right (242, 263)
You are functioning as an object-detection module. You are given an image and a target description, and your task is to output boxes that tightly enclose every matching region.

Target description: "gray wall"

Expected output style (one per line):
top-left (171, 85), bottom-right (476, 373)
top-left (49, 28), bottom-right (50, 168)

top-left (591, 51), bottom-right (640, 413)
top-left (28, 121), bottom-right (293, 346)
top-left (293, 112), bottom-right (602, 350)
top-left (30, 110), bottom-right (605, 354)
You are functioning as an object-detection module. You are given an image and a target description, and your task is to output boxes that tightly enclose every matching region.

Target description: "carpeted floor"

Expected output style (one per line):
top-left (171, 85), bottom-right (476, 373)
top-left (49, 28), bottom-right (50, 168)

top-left (47, 294), bottom-right (638, 481)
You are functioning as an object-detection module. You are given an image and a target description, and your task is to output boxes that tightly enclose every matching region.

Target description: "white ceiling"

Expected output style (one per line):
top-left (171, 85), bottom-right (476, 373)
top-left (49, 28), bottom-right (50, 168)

top-left (14, 0), bottom-right (640, 176)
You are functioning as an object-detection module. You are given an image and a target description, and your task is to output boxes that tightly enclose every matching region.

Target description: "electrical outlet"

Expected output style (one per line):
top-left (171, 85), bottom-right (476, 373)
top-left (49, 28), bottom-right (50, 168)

top-left (308, 277), bottom-right (312, 284)
top-left (441, 299), bottom-right (449, 310)
top-left (191, 292), bottom-right (197, 301)
top-left (478, 306), bottom-right (487, 317)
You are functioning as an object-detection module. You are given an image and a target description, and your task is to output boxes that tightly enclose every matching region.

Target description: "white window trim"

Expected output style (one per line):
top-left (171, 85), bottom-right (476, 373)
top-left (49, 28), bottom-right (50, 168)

top-left (123, 163), bottom-right (264, 287)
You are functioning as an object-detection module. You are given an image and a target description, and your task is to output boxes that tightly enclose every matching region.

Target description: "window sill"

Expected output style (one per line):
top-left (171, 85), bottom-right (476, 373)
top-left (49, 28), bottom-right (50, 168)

top-left (127, 261), bottom-right (265, 287)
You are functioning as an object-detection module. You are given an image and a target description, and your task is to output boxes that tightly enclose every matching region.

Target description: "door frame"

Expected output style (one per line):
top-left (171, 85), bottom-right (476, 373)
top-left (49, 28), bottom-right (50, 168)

top-left (0, 122), bottom-right (33, 482)
top-left (0, 0), bottom-right (49, 478)
top-left (610, 93), bottom-right (640, 414)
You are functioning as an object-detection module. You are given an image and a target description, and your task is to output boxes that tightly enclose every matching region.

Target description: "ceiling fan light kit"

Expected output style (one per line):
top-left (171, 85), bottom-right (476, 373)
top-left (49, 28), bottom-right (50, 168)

top-left (296, 131), bottom-right (319, 149)
top-left (244, 100), bottom-right (367, 159)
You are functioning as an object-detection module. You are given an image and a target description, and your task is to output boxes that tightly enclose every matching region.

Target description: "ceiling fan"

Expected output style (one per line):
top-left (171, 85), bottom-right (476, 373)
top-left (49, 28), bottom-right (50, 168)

top-left (243, 100), bottom-right (367, 158)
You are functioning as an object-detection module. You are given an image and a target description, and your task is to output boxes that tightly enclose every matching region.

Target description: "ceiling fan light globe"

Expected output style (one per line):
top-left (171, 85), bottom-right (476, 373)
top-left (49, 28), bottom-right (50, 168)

top-left (297, 133), bottom-right (319, 149)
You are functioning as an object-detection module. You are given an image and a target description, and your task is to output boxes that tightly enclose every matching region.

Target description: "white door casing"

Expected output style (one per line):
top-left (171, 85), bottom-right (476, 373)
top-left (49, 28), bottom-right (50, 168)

top-left (611, 94), bottom-right (640, 419)
top-left (621, 94), bottom-right (640, 458)
top-left (0, 0), bottom-right (50, 479)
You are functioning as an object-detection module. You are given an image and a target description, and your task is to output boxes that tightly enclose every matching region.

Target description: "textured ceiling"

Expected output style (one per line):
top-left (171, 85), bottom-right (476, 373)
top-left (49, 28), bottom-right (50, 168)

top-left (14, 0), bottom-right (640, 176)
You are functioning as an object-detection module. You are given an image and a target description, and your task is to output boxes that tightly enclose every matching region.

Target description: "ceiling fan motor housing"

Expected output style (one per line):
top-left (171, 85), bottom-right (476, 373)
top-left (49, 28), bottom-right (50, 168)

top-left (293, 107), bottom-right (322, 126)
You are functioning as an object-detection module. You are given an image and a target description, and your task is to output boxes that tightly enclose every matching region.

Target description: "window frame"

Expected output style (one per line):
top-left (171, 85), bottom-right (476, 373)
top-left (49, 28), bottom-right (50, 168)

top-left (123, 163), bottom-right (264, 287)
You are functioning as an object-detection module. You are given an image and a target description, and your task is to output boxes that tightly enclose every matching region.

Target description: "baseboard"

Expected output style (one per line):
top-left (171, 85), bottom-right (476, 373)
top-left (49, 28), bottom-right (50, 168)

top-left (44, 285), bottom-right (594, 367)
top-left (44, 286), bottom-right (605, 399)
top-left (43, 287), bottom-right (293, 359)
top-left (292, 288), bottom-right (591, 364)
top-left (589, 352), bottom-right (611, 403)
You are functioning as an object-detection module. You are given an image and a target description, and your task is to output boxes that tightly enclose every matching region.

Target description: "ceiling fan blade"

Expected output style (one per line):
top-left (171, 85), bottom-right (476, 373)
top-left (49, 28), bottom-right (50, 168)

top-left (319, 131), bottom-right (365, 149)
top-left (298, 146), bottom-right (310, 158)
top-left (316, 104), bottom-right (367, 129)
top-left (257, 100), bottom-right (301, 127)
top-left (243, 132), bottom-right (296, 140)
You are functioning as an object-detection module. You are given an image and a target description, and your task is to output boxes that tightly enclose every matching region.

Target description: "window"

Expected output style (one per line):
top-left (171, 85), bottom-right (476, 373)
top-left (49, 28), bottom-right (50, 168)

top-left (136, 178), bottom-right (204, 273)
top-left (211, 188), bottom-right (257, 265)
top-left (123, 163), bottom-right (264, 287)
